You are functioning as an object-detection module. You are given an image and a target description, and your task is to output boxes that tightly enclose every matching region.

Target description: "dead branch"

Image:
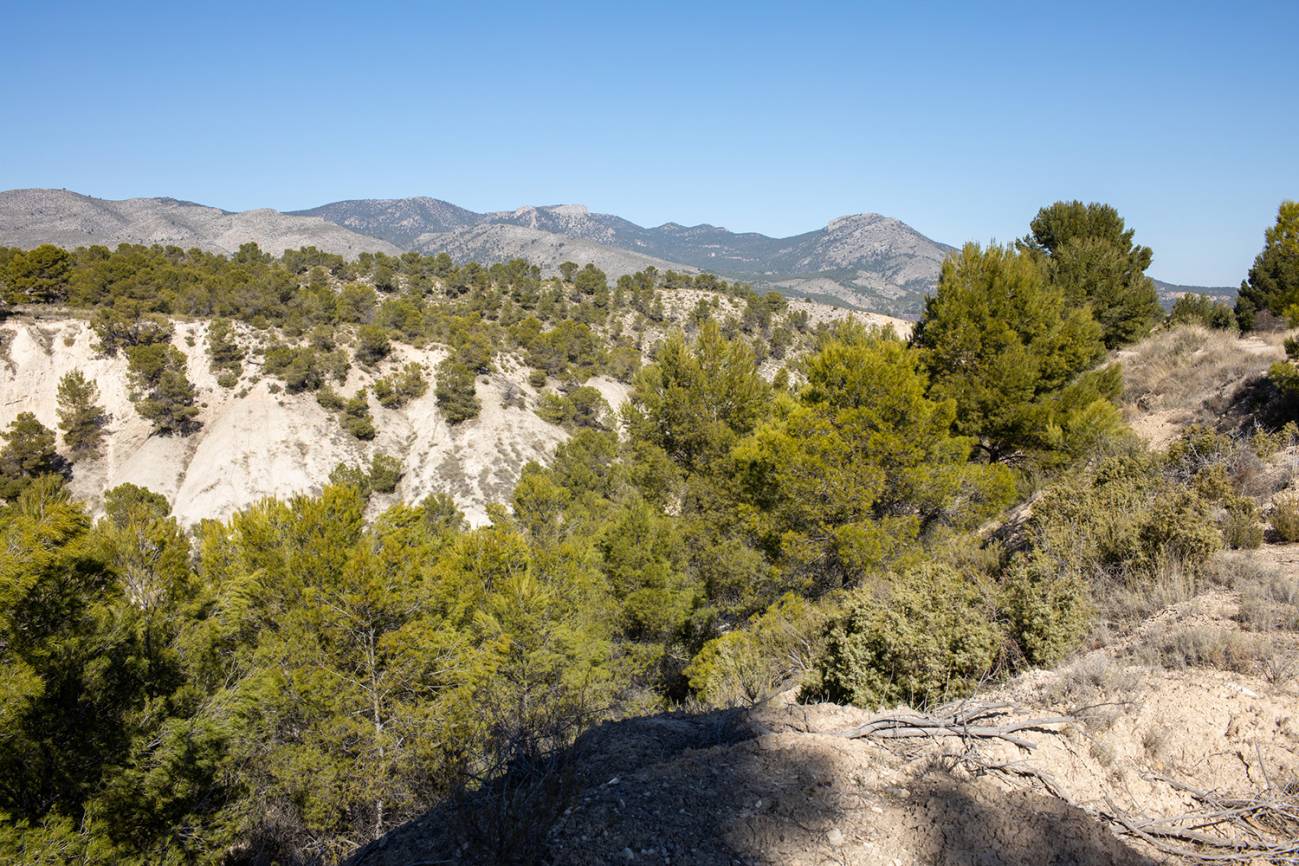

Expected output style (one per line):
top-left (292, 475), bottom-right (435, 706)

top-left (832, 701), bottom-right (1074, 750)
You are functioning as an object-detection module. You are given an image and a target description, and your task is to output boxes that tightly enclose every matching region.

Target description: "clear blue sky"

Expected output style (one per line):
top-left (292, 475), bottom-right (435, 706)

top-left (3, 1), bottom-right (1296, 285)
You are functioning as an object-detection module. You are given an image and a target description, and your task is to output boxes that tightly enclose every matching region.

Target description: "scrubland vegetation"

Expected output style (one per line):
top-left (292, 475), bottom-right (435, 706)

top-left (1, 200), bottom-right (1298, 864)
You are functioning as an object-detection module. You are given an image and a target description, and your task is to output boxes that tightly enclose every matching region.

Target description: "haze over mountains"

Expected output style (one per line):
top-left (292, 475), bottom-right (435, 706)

top-left (1, 188), bottom-right (1233, 317)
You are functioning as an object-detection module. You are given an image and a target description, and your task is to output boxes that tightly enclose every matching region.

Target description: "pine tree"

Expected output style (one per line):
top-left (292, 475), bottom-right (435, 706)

top-left (1236, 201), bottom-right (1299, 329)
top-left (624, 320), bottom-right (770, 472)
top-left (911, 243), bottom-right (1121, 462)
top-left (0, 413), bottom-right (66, 500)
top-left (124, 344), bottom-right (201, 435)
top-left (734, 326), bottom-right (1013, 592)
top-left (1024, 201), bottom-right (1161, 348)
top-left (435, 359), bottom-right (480, 424)
top-left (56, 369), bottom-right (109, 459)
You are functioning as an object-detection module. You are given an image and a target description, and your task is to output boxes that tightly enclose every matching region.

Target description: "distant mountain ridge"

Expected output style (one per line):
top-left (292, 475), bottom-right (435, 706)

top-left (0, 188), bottom-right (400, 257)
top-left (0, 188), bottom-right (1236, 318)
top-left (290, 198), bottom-right (960, 316)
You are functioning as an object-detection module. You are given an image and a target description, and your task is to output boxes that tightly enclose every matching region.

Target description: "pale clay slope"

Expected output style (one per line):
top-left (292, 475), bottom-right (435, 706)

top-left (0, 299), bottom-right (902, 527)
top-left (0, 317), bottom-right (616, 526)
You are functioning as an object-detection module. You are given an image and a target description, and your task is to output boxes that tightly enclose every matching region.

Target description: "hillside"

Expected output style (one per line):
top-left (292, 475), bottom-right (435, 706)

top-left (0, 205), bottom-right (1284, 866)
top-left (0, 315), bottom-right (568, 526)
top-left (1153, 278), bottom-right (1239, 309)
top-left (294, 198), bottom-right (959, 316)
top-left (0, 188), bottom-right (401, 257)
top-left (2, 189), bottom-right (1238, 318)
top-left (0, 297), bottom-right (896, 528)
top-left (349, 321), bottom-right (1299, 866)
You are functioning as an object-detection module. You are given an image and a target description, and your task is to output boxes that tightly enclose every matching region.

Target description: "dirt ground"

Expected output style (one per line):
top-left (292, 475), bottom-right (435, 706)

top-left (350, 560), bottom-right (1299, 866)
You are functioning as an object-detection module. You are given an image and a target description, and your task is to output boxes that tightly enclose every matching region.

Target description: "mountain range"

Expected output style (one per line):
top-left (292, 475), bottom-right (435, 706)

top-left (0, 188), bottom-right (1233, 317)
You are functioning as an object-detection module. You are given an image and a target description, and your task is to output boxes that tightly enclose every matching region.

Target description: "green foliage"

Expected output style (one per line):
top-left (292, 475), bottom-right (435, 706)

top-left (1021, 449), bottom-right (1220, 585)
top-left (1025, 201), bottom-right (1161, 347)
top-left (1137, 489), bottom-right (1223, 574)
top-left (685, 593), bottom-right (832, 707)
top-left (56, 370), bottom-right (109, 459)
top-left (1269, 494), bottom-right (1299, 542)
top-left (372, 362), bottom-right (428, 409)
top-left (263, 343), bottom-right (348, 392)
top-left (1236, 201), bottom-right (1299, 330)
top-left (90, 304), bottom-right (173, 356)
top-left (1168, 293), bottom-right (1237, 330)
top-left (435, 359), bottom-right (479, 424)
top-left (124, 343), bottom-right (200, 435)
top-left (328, 453), bottom-right (404, 497)
top-left (625, 320), bottom-right (770, 472)
top-left (205, 317), bottom-right (244, 382)
top-left (733, 327), bottom-right (1013, 592)
top-left (811, 564), bottom-right (1002, 709)
top-left (102, 482), bottom-right (171, 525)
top-left (369, 452), bottom-right (404, 493)
top-left (535, 385), bottom-right (610, 430)
top-left (912, 242), bottom-right (1119, 462)
top-left (999, 552), bottom-right (1092, 667)
top-left (0, 222), bottom-right (1242, 858)
top-left (0, 413), bottom-right (66, 500)
top-left (341, 389), bottom-right (376, 440)
top-left (2, 244), bottom-right (72, 304)
top-left (1220, 496), bottom-right (1263, 550)
top-left (315, 384), bottom-right (345, 412)
top-left (355, 323), bottom-right (391, 365)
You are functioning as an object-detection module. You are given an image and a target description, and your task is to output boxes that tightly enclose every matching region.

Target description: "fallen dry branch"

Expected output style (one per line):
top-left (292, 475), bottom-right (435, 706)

top-left (819, 700), bottom-right (1299, 862)
top-left (832, 701), bottom-right (1074, 751)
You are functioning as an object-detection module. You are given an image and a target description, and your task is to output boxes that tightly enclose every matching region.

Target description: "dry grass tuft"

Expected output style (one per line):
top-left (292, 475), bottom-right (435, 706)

top-left (1120, 325), bottom-right (1280, 417)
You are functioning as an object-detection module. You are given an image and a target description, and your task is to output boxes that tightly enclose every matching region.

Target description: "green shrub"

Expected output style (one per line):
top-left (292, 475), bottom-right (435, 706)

top-left (327, 452), bottom-right (403, 497)
top-left (262, 345), bottom-right (347, 393)
top-left (90, 304), bottom-right (172, 355)
top-left (207, 317), bottom-right (245, 379)
top-left (435, 359), bottom-right (479, 424)
top-left (368, 453), bottom-right (403, 493)
top-left (1168, 293), bottom-right (1237, 330)
top-left (355, 324), bottom-right (391, 365)
top-left (536, 386), bottom-right (609, 431)
top-left (315, 386), bottom-right (345, 412)
top-left (328, 461), bottom-right (371, 495)
top-left (341, 390), bottom-right (376, 440)
top-left (373, 363), bottom-right (427, 409)
top-left (685, 594), bottom-right (831, 707)
top-left (0, 412), bottom-right (66, 501)
top-left (1220, 497), bottom-right (1264, 550)
top-left (999, 552), bottom-right (1092, 667)
top-left (125, 343), bottom-right (200, 435)
top-left (527, 369), bottom-right (548, 389)
top-left (56, 370), bottom-right (109, 459)
top-left (811, 564), bottom-right (1001, 709)
top-left (1250, 421), bottom-right (1299, 459)
top-left (1135, 489), bottom-right (1222, 575)
top-left (1270, 494), bottom-right (1299, 542)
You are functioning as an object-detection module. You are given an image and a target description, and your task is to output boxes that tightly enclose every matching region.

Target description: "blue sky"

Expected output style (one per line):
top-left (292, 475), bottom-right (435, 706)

top-left (2, 1), bottom-right (1296, 285)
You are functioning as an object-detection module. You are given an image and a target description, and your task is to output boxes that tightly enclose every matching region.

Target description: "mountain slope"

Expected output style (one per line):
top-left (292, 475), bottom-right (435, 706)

top-left (0, 188), bottom-right (400, 257)
top-left (301, 198), bottom-right (959, 315)
top-left (414, 222), bottom-right (695, 277)
top-left (289, 196), bottom-right (481, 247)
top-left (0, 189), bottom-right (1238, 317)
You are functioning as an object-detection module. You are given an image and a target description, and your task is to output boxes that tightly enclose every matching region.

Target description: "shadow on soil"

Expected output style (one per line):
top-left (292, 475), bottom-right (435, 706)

top-left (346, 705), bottom-right (1159, 866)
